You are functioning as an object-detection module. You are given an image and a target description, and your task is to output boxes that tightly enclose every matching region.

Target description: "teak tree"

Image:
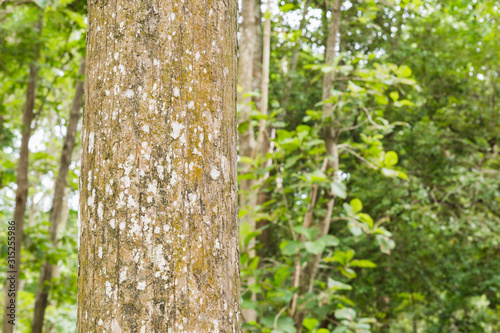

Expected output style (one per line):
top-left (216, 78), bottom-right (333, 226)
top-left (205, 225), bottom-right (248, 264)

top-left (78, 1), bottom-right (241, 332)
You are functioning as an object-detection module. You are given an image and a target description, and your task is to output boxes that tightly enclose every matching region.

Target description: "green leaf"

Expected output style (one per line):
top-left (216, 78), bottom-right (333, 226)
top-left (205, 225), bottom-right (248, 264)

top-left (305, 139), bottom-right (325, 148)
top-left (397, 171), bottom-right (408, 179)
top-left (335, 307), bottom-right (357, 321)
top-left (328, 278), bottom-right (353, 291)
top-left (240, 156), bottom-right (256, 166)
top-left (281, 241), bottom-right (303, 255)
top-left (384, 151), bottom-right (399, 166)
top-left (348, 224), bottom-right (363, 237)
top-left (249, 256), bottom-right (260, 270)
top-left (293, 226), bottom-right (316, 241)
top-left (305, 241), bottom-right (324, 254)
top-left (331, 182), bottom-right (347, 199)
top-left (303, 318), bottom-right (318, 332)
top-left (350, 198), bottom-right (363, 213)
top-left (296, 124), bottom-right (311, 133)
top-left (318, 235), bottom-right (339, 247)
top-left (304, 170), bottom-right (328, 184)
top-left (357, 213), bottom-right (374, 228)
top-left (279, 3), bottom-right (295, 12)
top-left (63, 9), bottom-right (87, 29)
top-left (239, 222), bottom-right (252, 243)
top-left (348, 81), bottom-right (365, 94)
top-left (274, 267), bottom-right (290, 287)
top-left (332, 250), bottom-right (355, 266)
top-left (398, 65), bottom-right (412, 77)
top-left (350, 259), bottom-right (377, 268)
top-left (374, 94), bottom-right (389, 105)
top-left (316, 329), bottom-right (330, 333)
top-left (390, 91), bottom-right (399, 101)
top-left (248, 283), bottom-right (262, 293)
top-left (394, 99), bottom-right (414, 107)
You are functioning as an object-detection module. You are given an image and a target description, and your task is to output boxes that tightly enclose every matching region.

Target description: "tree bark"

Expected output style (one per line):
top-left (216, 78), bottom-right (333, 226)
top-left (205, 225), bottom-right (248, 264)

top-left (238, 0), bottom-right (258, 323)
top-left (78, 1), bottom-right (241, 332)
top-left (252, 0), bottom-right (263, 112)
top-left (31, 57), bottom-right (85, 333)
top-left (254, 0), bottom-right (272, 278)
top-left (1, 17), bottom-right (42, 333)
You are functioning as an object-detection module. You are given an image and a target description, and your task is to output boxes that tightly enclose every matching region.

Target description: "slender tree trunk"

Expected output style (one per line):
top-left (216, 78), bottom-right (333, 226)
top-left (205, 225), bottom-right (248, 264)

top-left (78, 1), bottom-right (241, 331)
top-left (281, 0), bottom-right (312, 111)
top-left (1, 17), bottom-right (42, 333)
top-left (238, 0), bottom-right (258, 323)
top-left (252, 0), bottom-right (263, 112)
top-left (292, 1), bottom-right (343, 331)
top-left (28, 193), bottom-right (37, 227)
top-left (254, 0), bottom-right (272, 257)
top-left (238, 0), bottom-right (257, 161)
top-left (31, 57), bottom-right (85, 333)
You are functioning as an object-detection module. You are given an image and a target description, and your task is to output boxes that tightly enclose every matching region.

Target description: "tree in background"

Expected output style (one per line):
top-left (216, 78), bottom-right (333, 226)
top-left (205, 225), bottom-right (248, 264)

top-left (1, 10), bottom-right (42, 333)
top-left (31, 57), bottom-right (84, 333)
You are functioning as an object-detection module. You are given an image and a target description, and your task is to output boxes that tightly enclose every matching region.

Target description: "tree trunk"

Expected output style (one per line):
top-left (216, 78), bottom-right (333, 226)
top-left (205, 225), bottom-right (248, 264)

top-left (78, 1), bottom-right (241, 332)
top-left (238, 0), bottom-right (258, 323)
top-left (292, 1), bottom-right (343, 331)
top-left (281, 0), bottom-right (312, 111)
top-left (252, 0), bottom-right (263, 112)
top-left (1, 17), bottom-right (42, 333)
top-left (31, 57), bottom-right (85, 333)
top-left (254, 0), bottom-right (272, 258)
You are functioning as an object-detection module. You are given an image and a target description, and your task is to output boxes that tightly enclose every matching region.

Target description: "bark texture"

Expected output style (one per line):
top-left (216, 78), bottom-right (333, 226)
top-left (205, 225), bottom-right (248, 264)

top-left (78, 1), bottom-right (241, 332)
top-left (2, 18), bottom-right (41, 333)
top-left (31, 57), bottom-right (85, 333)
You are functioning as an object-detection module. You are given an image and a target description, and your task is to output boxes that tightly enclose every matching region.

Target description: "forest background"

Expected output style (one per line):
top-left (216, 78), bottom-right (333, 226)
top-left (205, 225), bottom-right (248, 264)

top-left (0, 0), bottom-right (499, 332)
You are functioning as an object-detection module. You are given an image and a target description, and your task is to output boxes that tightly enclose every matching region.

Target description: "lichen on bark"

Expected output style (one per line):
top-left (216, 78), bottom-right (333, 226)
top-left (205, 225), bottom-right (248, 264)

top-left (78, 1), bottom-right (241, 332)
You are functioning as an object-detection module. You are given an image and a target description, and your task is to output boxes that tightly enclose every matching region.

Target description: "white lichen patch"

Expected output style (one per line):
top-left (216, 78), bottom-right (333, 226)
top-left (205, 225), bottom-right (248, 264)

top-left (105, 281), bottom-right (113, 298)
top-left (173, 87), bottom-right (180, 97)
top-left (106, 183), bottom-right (113, 195)
top-left (119, 267), bottom-right (127, 283)
top-left (147, 182), bottom-right (157, 194)
top-left (142, 125), bottom-right (150, 133)
top-left (98, 247), bottom-right (103, 258)
top-left (87, 190), bottom-right (95, 207)
top-left (125, 89), bottom-right (134, 98)
top-left (98, 202), bottom-right (103, 219)
top-left (170, 171), bottom-right (178, 186)
top-left (210, 167), bottom-right (221, 180)
top-left (127, 195), bottom-right (137, 209)
top-left (153, 245), bottom-right (166, 272)
top-left (88, 132), bottom-right (95, 154)
top-left (137, 281), bottom-right (146, 290)
top-left (171, 121), bottom-right (184, 139)
top-left (188, 101), bottom-right (195, 109)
